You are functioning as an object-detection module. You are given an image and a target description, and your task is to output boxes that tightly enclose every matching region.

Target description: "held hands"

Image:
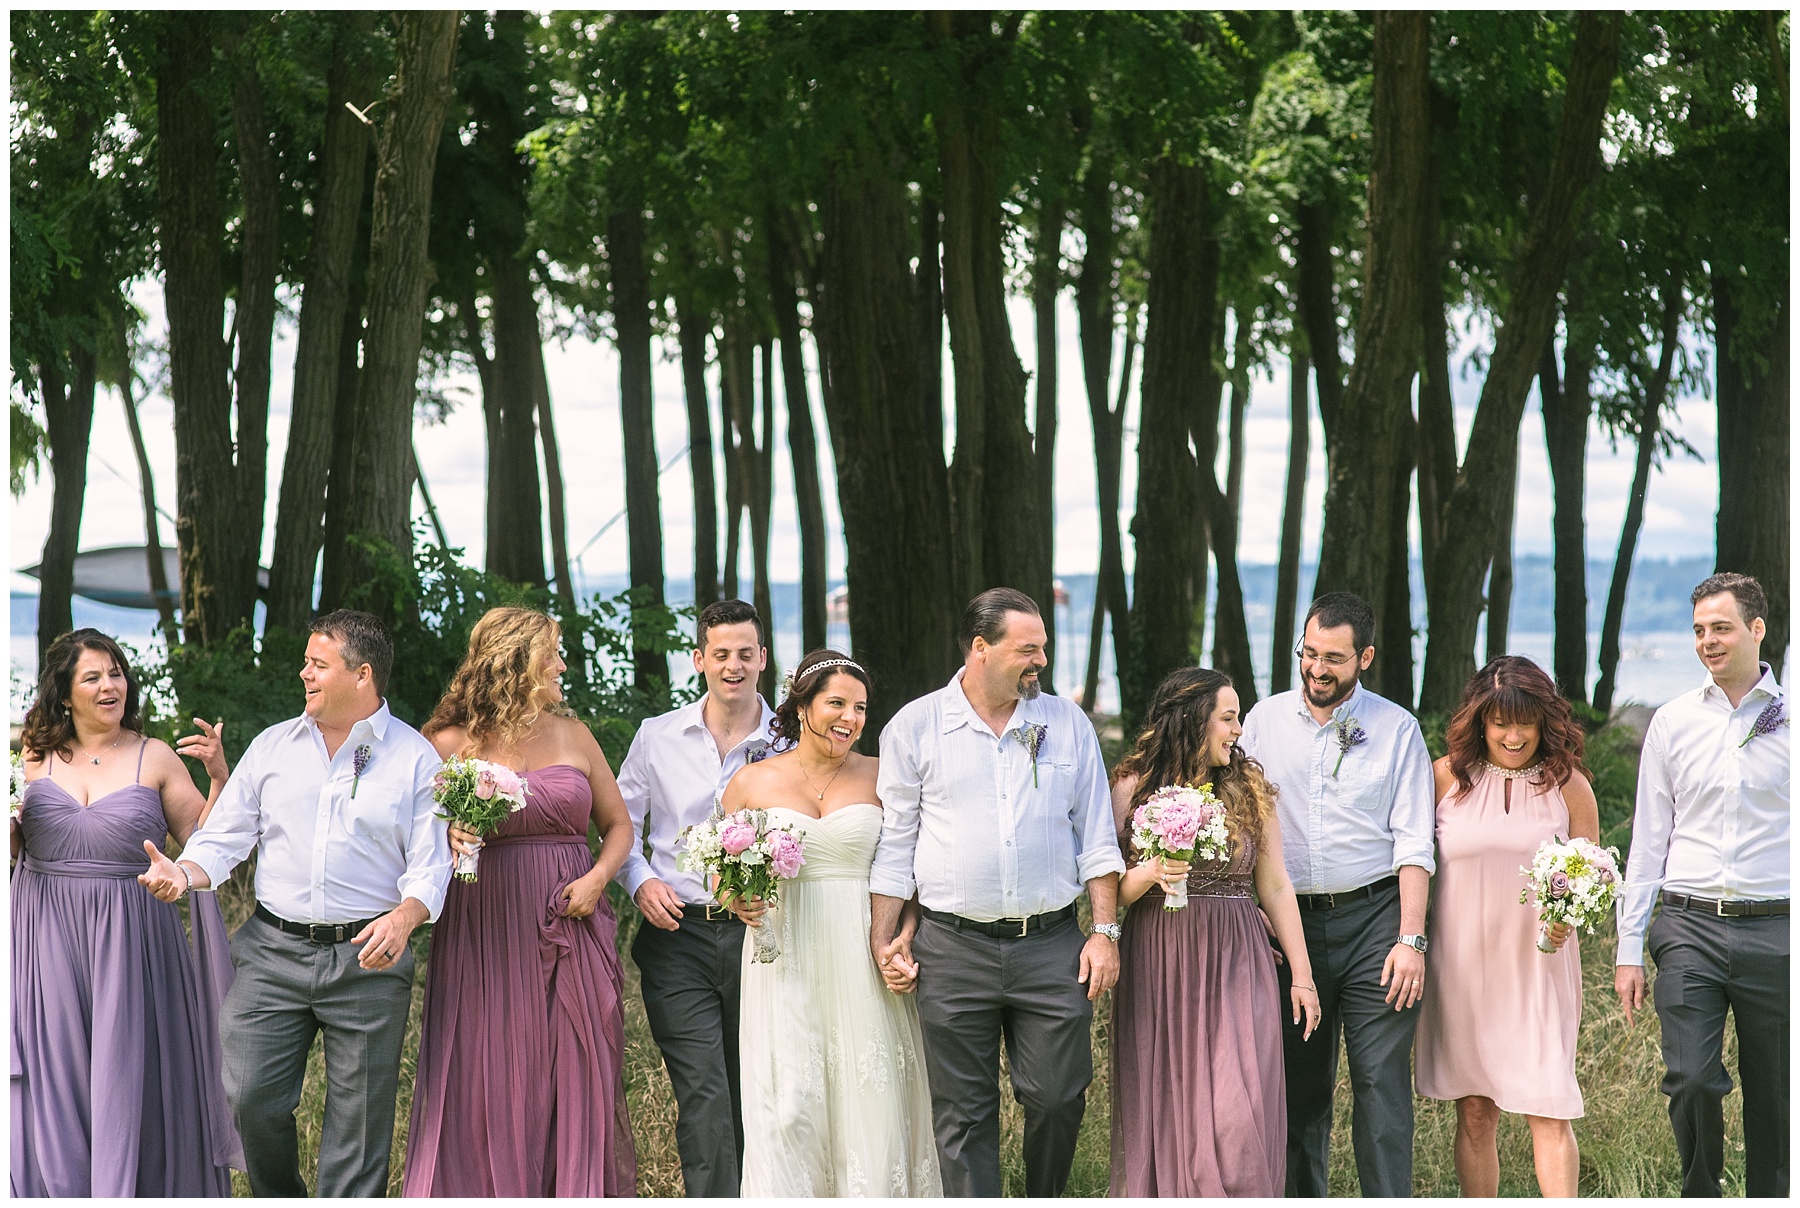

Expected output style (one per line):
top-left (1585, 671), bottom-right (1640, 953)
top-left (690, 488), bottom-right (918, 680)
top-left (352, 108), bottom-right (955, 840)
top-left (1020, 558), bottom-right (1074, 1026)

top-left (1290, 982), bottom-right (1322, 1040)
top-left (1614, 964), bottom-right (1647, 1026)
top-left (175, 718), bottom-right (228, 785)
top-left (1381, 942), bottom-right (1425, 1010)
top-left (875, 934), bottom-right (919, 995)
top-left (634, 878), bottom-right (685, 931)
top-left (352, 908), bottom-right (419, 971)
top-left (1078, 932), bottom-right (1120, 1001)
top-left (560, 872), bottom-right (605, 920)
top-left (137, 840), bottom-right (190, 902)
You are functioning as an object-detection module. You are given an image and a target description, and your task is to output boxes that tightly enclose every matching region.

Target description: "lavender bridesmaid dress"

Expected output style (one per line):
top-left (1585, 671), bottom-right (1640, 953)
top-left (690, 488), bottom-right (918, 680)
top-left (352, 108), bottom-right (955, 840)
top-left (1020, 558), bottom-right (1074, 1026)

top-left (1109, 822), bottom-right (1286, 1197)
top-left (10, 744), bottom-right (242, 1197)
top-left (402, 763), bottom-right (636, 1196)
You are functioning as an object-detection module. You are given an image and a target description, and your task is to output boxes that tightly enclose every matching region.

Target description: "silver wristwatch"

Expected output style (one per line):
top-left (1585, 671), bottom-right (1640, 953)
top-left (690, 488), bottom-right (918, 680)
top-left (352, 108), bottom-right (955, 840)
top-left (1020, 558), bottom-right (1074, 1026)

top-left (1397, 933), bottom-right (1428, 954)
top-left (1093, 923), bottom-right (1122, 942)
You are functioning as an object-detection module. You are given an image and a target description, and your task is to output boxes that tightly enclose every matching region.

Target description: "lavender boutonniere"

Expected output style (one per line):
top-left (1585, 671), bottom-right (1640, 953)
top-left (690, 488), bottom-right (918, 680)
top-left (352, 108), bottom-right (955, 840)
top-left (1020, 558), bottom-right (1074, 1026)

top-left (350, 743), bottom-right (372, 798)
top-left (745, 742), bottom-right (774, 765)
top-left (1739, 698), bottom-right (1787, 748)
top-left (1331, 716), bottom-right (1368, 778)
top-left (1013, 722), bottom-right (1048, 788)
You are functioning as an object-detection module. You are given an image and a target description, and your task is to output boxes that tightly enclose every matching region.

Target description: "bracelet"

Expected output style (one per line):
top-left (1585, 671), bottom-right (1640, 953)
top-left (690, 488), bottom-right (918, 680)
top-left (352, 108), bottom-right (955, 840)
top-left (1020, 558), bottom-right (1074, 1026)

top-left (1292, 983), bottom-right (1316, 991)
top-left (177, 862), bottom-right (193, 898)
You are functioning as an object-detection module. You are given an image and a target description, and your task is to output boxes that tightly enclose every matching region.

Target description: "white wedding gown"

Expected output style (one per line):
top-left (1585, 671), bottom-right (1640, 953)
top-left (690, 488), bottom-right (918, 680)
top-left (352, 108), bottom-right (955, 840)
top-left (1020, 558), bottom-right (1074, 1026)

top-left (738, 803), bottom-right (943, 1197)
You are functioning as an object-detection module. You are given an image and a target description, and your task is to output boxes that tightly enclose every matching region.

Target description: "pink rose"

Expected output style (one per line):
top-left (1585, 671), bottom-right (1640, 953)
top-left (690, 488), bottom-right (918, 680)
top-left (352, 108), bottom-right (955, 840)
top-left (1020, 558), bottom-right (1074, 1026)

top-left (474, 770), bottom-right (497, 800)
top-left (432, 770), bottom-right (450, 792)
top-left (719, 818), bottom-right (757, 856)
top-left (768, 830), bottom-right (806, 879)
top-left (491, 766), bottom-right (524, 799)
top-left (1548, 871), bottom-right (1571, 898)
top-left (1598, 866), bottom-right (1615, 885)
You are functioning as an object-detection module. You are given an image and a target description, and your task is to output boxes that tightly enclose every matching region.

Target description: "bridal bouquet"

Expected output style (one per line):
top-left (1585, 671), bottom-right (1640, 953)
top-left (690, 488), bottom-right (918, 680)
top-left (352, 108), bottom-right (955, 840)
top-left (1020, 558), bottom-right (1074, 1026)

top-left (9, 750), bottom-right (25, 824)
top-left (679, 808), bottom-right (806, 962)
top-left (431, 758), bottom-right (529, 882)
top-left (1519, 836), bottom-right (1622, 953)
top-left (1129, 783), bottom-right (1231, 911)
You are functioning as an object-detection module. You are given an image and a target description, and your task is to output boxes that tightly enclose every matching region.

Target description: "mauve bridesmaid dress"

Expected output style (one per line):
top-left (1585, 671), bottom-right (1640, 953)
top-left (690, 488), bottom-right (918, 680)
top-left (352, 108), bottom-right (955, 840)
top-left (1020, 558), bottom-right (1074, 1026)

top-left (402, 763), bottom-right (635, 1196)
top-left (10, 746), bottom-right (242, 1197)
top-left (1109, 819), bottom-right (1286, 1196)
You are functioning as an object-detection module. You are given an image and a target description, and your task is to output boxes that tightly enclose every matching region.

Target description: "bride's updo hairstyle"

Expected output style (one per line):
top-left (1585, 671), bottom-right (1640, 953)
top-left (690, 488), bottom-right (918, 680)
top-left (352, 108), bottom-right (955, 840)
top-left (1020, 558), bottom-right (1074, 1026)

top-left (769, 649), bottom-right (872, 749)
top-left (425, 607), bottom-right (573, 758)
top-left (1111, 666), bottom-right (1271, 846)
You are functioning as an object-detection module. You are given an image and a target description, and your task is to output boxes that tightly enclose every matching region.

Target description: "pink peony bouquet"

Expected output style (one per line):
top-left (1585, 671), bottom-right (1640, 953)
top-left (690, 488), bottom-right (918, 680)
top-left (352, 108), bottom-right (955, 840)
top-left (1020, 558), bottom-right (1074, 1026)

top-left (431, 757), bottom-right (529, 882)
top-left (1129, 783), bottom-right (1231, 911)
top-left (678, 808), bottom-right (807, 961)
top-left (1519, 836), bottom-right (1622, 954)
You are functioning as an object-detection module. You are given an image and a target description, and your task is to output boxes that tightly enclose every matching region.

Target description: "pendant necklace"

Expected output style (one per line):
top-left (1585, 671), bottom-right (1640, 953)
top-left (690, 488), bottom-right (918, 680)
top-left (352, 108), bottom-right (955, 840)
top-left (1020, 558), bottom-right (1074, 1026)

top-left (76, 730), bottom-right (125, 766)
top-left (798, 757), bottom-right (846, 802)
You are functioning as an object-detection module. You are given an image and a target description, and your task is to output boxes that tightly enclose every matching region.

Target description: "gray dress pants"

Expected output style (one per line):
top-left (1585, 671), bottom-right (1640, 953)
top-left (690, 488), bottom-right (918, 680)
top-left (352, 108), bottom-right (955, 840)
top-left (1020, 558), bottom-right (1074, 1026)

top-left (1648, 906), bottom-right (1789, 1197)
top-left (219, 912), bottom-right (415, 1198)
top-left (912, 911), bottom-right (1093, 1198)
top-left (631, 912), bottom-right (746, 1197)
top-left (1275, 883), bottom-right (1417, 1197)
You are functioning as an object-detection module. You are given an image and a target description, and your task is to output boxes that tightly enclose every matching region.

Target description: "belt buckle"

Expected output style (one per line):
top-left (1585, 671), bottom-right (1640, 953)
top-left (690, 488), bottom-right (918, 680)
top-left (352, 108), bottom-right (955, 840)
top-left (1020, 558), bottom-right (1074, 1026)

top-left (306, 922), bottom-right (343, 944)
top-left (1017, 914), bottom-right (1030, 939)
top-left (1716, 898), bottom-right (1732, 918)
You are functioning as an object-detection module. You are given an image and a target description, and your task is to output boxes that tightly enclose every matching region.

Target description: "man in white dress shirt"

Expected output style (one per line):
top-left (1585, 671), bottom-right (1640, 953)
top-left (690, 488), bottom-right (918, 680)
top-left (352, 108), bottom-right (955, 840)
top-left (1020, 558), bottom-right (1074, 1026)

top-left (139, 610), bottom-right (449, 1197)
top-left (1237, 591), bottom-right (1436, 1198)
top-left (617, 599), bottom-right (775, 1197)
top-left (869, 588), bottom-right (1124, 1198)
top-left (1615, 573), bottom-right (1788, 1197)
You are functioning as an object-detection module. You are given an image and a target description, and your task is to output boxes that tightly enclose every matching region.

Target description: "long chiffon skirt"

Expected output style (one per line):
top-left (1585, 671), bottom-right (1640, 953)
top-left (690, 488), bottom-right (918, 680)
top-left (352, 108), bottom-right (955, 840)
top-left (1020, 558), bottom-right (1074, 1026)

top-left (1109, 894), bottom-right (1286, 1197)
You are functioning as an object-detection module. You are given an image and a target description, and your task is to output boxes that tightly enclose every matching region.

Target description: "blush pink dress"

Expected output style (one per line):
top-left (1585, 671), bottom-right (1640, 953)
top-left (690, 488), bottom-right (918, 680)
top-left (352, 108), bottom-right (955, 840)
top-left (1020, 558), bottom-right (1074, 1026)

top-left (1415, 766), bottom-right (1584, 1119)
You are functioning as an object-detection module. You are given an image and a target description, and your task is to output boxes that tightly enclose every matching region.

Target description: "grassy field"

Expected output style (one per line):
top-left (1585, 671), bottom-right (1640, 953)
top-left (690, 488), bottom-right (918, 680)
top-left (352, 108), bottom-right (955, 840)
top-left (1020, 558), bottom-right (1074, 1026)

top-left (225, 714), bottom-right (1751, 1197)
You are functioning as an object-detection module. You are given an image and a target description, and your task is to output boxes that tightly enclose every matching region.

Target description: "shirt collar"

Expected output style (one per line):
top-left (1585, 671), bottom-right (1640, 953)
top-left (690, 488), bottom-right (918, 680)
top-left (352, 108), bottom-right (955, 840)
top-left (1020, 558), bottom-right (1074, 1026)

top-left (1291, 680), bottom-right (1365, 728)
top-left (685, 693), bottom-right (776, 749)
top-left (941, 667), bottom-right (1043, 737)
top-left (1701, 662), bottom-right (1784, 707)
top-left (291, 701), bottom-right (393, 743)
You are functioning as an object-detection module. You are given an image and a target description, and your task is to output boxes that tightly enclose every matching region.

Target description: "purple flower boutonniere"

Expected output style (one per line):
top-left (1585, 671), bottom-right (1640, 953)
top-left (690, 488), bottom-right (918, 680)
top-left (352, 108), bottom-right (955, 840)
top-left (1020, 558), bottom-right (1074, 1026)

top-left (350, 743), bottom-right (372, 798)
top-left (1013, 722), bottom-right (1048, 788)
top-left (746, 742), bottom-right (773, 765)
top-left (1331, 716), bottom-right (1368, 778)
top-left (1739, 698), bottom-right (1787, 748)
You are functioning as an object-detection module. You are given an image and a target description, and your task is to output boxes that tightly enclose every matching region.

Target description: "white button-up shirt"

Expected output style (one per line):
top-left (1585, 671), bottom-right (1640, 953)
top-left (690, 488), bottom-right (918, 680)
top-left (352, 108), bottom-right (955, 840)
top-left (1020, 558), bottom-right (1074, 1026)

top-left (868, 670), bottom-right (1124, 921)
top-left (616, 694), bottom-right (776, 905)
top-left (1615, 664), bottom-right (1790, 965)
top-left (180, 704), bottom-right (451, 924)
top-left (1238, 682), bottom-right (1437, 895)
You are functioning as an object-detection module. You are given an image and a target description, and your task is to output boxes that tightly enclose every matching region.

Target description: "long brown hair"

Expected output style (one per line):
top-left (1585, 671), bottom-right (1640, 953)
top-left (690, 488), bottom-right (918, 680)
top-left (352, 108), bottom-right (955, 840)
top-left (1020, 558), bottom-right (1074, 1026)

top-left (425, 607), bottom-right (572, 758)
top-left (21, 629), bottom-right (144, 761)
top-left (1444, 655), bottom-right (1588, 795)
top-left (1112, 667), bottom-right (1271, 846)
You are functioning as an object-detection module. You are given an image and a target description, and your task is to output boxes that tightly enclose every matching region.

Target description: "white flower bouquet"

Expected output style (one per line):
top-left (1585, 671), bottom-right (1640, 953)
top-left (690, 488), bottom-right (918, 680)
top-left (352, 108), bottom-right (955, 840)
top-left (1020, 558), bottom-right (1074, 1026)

top-left (1519, 836), bottom-right (1622, 954)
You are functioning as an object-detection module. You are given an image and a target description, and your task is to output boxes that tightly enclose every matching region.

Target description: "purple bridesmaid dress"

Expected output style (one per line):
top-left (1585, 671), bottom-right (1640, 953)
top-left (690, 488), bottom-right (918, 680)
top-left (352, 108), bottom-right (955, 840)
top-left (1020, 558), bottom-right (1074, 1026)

top-left (402, 763), bottom-right (636, 1197)
top-left (10, 746), bottom-right (242, 1197)
top-left (1109, 823), bottom-right (1286, 1197)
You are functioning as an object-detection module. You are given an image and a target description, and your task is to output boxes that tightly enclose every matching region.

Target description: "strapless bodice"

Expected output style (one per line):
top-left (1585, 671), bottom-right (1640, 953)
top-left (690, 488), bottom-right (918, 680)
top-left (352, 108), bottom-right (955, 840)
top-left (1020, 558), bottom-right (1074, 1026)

top-left (18, 779), bottom-right (167, 873)
top-left (488, 764), bottom-right (594, 842)
top-left (763, 803), bottom-right (881, 881)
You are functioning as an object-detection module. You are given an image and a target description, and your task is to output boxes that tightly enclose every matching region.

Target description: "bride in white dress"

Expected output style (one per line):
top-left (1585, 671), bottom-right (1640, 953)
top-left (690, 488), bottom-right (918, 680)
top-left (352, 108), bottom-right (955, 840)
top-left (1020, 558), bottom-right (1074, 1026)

top-left (717, 650), bottom-right (942, 1198)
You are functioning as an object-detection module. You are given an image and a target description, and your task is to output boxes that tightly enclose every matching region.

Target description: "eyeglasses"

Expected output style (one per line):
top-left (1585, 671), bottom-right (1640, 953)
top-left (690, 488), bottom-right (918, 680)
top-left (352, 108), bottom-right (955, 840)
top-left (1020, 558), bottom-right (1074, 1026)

top-left (1293, 640), bottom-right (1355, 668)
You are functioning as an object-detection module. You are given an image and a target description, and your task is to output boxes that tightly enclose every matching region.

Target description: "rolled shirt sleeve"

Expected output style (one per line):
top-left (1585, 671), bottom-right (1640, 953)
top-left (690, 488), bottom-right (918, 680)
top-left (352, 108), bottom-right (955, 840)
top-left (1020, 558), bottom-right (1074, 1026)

top-left (178, 736), bottom-right (266, 891)
top-left (397, 745), bottom-right (451, 922)
top-left (615, 732), bottom-right (655, 898)
top-left (1387, 717), bottom-right (1439, 877)
top-left (1070, 710), bottom-right (1126, 883)
top-left (1616, 721), bottom-right (1675, 967)
top-left (869, 719), bottom-right (924, 901)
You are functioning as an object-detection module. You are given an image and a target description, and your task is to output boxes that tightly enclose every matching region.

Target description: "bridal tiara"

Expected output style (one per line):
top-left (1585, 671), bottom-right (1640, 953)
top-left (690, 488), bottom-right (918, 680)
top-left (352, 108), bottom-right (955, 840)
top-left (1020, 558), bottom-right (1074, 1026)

top-left (782, 658), bottom-right (865, 695)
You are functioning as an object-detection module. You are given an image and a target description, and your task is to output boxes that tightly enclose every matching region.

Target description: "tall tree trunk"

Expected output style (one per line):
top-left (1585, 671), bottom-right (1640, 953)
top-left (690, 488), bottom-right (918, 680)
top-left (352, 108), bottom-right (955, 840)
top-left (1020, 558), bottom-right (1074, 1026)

top-left (460, 287), bottom-right (506, 565)
top-left (227, 33), bottom-right (278, 620)
top-left (1033, 204), bottom-right (1062, 675)
top-left (916, 191), bottom-right (944, 446)
top-left (676, 295), bottom-right (720, 608)
top-left (1075, 169), bottom-right (1125, 713)
top-left (1485, 439), bottom-right (1519, 662)
top-left (1210, 313), bottom-right (1256, 702)
top-left (267, 19), bottom-right (375, 632)
top-left (1541, 322), bottom-right (1595, 703)
top-left (1295, 197), bottom-right (1344, 444)
top-left (1712, 267), bottom-right (1789, 677)
top-left (1419, 13), bottom-right (1621, 713)
top-left (751, 338), bottom-right (777, 698)
top-left (160, 15), bottom-right (256, 646)
top-left (1223, 315), bottom-right (1251, 528)
top-left (1415, 135), bottom-right (1456, 589)
top-left (487, 252), bottom-right (547, 586)
top-left (36, 353), bottom-right (96, 660)
top-left (720, 308), bottom-right (748, 603)
top-left (533, 327), bottom-right (574, 599)
top-left (1314, 11), bottom-right (1430, 617)
top-left (319, 10), bottom-right (459, 618)
top-left (321, 291), bottom-right (366, 595)
top-left (1272, 347), bottom-right (1310, 694)
top-left (1125, 158), bottom-right (1212, 721)
top-left (816, 160), bottom-right (960, 740)
top-left (1595, 279), bottom-right (1684, 714)
top-left (120, 369), bottom-right (180, 637)
top-left (933, 12), bottom-right (1049, 630)
top-left (1378, 425), bottom-right (1417, 705)
top-left (610, 206), bottom-right (667, 692)
top-left (769, 213), bottom-right (829, 653)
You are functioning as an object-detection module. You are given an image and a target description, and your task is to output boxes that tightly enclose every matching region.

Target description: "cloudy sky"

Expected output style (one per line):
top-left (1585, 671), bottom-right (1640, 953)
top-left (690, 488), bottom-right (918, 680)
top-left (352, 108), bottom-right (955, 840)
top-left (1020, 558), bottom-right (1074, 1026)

top-left (12, 279), bottom-right (1720, 603)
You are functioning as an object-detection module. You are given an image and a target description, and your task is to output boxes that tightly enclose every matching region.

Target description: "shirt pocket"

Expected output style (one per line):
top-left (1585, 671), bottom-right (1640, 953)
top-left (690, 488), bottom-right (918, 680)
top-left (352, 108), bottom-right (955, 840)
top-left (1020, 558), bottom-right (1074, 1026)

top-left (339, 777), bottom-right (400, 841)
top-left (1332, 757), bottom-right (1388, 812)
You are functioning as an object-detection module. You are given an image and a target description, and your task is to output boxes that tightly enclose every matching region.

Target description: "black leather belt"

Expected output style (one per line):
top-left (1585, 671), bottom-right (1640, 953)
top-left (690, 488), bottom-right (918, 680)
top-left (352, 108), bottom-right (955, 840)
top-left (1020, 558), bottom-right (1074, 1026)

top-left (255, 902), bottom-right (382, 944)
top-left (682, 902), bottom-right (742, 922)
top-left (1296, 874), bottom-right (1400, 911)
top-left (1662, 891), bottom-right (1790, 918)
top-left (922, 904), bottom-right (1076, 940)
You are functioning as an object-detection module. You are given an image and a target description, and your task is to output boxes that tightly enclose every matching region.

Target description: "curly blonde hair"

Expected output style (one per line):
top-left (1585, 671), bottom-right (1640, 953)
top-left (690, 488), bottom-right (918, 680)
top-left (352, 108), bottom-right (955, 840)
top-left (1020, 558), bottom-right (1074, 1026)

top-left (425, 607), bottom-right (571, 758)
